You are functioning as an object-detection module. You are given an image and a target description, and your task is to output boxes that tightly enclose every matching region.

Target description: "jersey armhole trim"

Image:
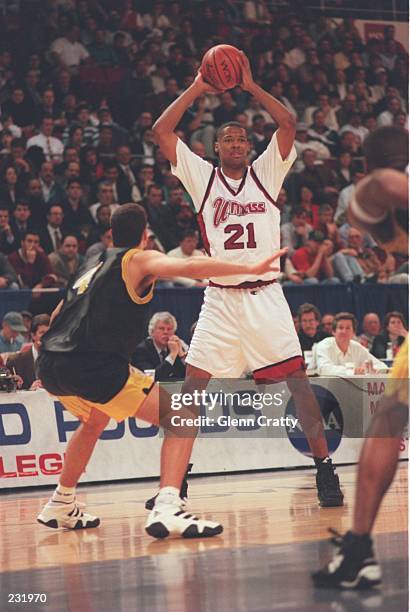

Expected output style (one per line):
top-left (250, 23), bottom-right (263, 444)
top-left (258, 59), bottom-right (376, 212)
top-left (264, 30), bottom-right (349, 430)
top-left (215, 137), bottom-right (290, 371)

top-left (250, 166), bottom-right (280, 211)
top-left (121, 248), bottom-right (155, 304)
top-left (198, 167), bottom-right (216, 215)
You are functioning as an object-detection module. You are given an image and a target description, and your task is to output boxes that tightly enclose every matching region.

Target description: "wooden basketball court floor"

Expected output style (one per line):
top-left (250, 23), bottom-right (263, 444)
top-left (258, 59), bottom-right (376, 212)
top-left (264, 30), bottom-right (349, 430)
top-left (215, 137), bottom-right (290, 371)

top-left (0, 463), bottom-right (407, 612)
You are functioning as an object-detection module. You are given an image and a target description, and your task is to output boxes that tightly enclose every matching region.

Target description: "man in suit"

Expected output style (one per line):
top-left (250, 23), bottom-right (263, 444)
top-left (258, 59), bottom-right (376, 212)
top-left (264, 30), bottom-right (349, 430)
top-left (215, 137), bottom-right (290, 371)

top-left (116, 145), bottom-right (139, 203)
top-left (39, 205), bottom-right (65, 254)
top-left (7, 314), bottom-right (50, 389)
top-left (131, 311), bottom-right (187, 381)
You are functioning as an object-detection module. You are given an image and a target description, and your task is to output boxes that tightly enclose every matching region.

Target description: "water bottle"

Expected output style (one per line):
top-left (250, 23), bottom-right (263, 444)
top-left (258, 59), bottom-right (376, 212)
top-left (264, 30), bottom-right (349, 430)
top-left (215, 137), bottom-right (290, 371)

top-left (386, 342), bottom-right (393, 361)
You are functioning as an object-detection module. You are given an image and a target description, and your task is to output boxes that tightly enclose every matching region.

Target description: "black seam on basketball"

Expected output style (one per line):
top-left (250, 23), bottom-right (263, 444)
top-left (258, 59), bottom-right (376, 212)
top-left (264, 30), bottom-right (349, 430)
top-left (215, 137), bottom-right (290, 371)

top-left (212, 48), bottom-right (225, 90)
top-left (220, 48), bottom-right (239, 85)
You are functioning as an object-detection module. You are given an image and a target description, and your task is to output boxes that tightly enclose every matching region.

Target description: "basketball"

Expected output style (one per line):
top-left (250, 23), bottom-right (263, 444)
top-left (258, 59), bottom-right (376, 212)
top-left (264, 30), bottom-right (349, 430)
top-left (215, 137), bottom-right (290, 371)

top-left (201, 45), bottom-right (242, 91)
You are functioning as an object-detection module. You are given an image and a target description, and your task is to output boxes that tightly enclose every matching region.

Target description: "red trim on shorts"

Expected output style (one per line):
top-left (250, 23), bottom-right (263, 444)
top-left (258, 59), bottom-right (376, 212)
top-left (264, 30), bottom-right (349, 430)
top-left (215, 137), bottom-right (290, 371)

top-left (198, 167), bottom-right (216, 215)
top-left (217, 166), bottom-right (248, 197)
top-left (249, 166), bottom-right (280, 211)
top-left (253, 355), bottom-right (305, 382)
top-left (209, 278), bottom-right (277, 289)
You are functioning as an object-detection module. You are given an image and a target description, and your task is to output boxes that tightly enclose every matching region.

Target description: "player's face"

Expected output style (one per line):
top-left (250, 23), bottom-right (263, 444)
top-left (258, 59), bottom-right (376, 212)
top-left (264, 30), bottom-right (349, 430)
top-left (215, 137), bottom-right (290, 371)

top-left (300, 313), bottom-right (319, 337)
top-left (215, 127), bottom-right (251, 170)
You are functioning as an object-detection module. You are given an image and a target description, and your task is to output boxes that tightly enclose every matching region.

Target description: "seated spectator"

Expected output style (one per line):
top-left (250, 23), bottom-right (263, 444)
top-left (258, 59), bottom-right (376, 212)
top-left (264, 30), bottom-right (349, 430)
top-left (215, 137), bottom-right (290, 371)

top-left (314, 204), bottom-right (343, 250)
top-left (11, 201), bottom-right (34, 246)
top-left (297, 185), bottom-right (320, 227)
top-left (371, 311), bottom-right (408, 359)
top-left (39, 205), bottom-right (65, 254)
top-left (339, 111), bottom-right (369, 144)
top-left (49, 235), bottom-right (84, 288)
top-left (0, 252), bottom-right (19, 289)
top-left (116, 145), bottom-right (139, 203)
top-left (292, 230), bottom-right (340, 285)
top-left (294, 123), bottom-right (331, 172)
top-left (167, 230), bottom-right (206, 287)
top-left (50, 24), bottom-right (90, 72)
top-left (63, 179), bottom-right (95, 231)
top-left (84, 227), bottom-right (112, 266)
top-left (377, 96), bottom-right (406, 127)
top-left (297, 149), bottom-right (338, 204)
top-left (334, 152), bottom-right (355, 191)
top-left (0, 207), bottom-right (19, 254)
top-left (26, 116), bottom-right (64, 165)
top-left (306, 109), bottom-right (338, 152)
top-left (89, 181), bottom-right (120, 222)
top-left (131, 312), bottom-right (187, 381)
top-left (0, 311), bottom-right (26, 354)
top-left (359, 313), bottom-right (381, 351)
top-left (297, 303), bottom-right (330, 352)
top-left (6, 314), bottom-right (50, 389)
top-left (332, 227), bottom-right (381, 283)
top-left (280, 207), bottom-right (313, 257)
top-left (8, 230), bottom-right (53, 289)
top-left (0, 165), bottom-right (26, 209)
top-left (21, 310), bottom-right (33, 342)
top-left (314, 312), bottom-right (386, 375)
top-left (320, 313), bottom-right (335, 335)
top-left (39, 161), bottom-right (66, 206)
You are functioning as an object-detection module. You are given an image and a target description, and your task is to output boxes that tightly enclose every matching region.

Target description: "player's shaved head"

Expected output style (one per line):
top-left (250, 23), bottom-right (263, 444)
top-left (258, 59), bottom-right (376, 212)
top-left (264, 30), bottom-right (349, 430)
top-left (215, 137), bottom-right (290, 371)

top-left (363, 126), bottom-right (408, 171)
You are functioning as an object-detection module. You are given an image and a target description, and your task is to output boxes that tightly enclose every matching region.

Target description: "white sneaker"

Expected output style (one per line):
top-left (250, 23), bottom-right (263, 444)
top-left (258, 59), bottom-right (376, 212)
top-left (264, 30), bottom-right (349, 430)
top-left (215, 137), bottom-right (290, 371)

top-left (37, 499), bottom-right (100, 530)
top-left (145, 499), bottom-right (223, 539)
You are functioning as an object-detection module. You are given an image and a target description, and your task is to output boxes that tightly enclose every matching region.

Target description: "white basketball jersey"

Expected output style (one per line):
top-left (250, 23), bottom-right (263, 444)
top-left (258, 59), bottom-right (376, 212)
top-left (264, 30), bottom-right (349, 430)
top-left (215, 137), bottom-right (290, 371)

top-left (198, 166), bottom-right (281, 286)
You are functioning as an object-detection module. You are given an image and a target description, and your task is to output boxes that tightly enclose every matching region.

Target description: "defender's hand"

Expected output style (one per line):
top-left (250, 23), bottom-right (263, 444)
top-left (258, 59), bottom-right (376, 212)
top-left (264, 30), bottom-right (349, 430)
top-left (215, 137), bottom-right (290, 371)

top-left (249, 247), bottom-right (288, 276)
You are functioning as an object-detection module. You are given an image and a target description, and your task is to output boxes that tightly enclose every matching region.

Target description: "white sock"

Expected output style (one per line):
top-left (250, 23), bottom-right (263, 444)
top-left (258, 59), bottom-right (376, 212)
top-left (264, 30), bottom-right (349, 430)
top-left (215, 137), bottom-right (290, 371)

top-left (154, 486), bottom-right (180, 510)
top-left (52, 484), bottom-right (76, 504)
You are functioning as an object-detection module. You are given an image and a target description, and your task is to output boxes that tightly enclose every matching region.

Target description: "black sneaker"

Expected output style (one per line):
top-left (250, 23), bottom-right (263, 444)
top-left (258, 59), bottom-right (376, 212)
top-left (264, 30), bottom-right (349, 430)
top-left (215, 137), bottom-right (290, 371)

top-left (312, 529), bottom-right (382, 589)
top-left (316, 458), bottom-right (344, 507)
top-left (145, 463), bottom-right (193, 511)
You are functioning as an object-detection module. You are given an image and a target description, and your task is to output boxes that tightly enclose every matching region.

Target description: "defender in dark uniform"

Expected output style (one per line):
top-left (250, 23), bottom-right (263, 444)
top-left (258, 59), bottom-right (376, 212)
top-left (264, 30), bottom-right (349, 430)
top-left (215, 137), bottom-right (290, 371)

top-left (37, 203), bottom-right (286, 539)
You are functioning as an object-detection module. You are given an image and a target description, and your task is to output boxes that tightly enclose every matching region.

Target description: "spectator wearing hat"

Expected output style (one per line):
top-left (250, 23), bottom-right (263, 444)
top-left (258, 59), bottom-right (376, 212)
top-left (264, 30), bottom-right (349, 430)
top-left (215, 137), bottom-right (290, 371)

top-left (0, 311), bottom-right (27, 353)
top-left (291, 230), bottom-right (340, 284)
top-left (6, 314), bottom-right (50, 389)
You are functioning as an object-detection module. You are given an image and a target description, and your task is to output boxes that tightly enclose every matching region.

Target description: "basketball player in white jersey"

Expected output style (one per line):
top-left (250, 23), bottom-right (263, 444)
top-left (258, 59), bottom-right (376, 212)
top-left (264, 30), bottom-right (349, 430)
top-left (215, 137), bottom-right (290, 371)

top-left (152, 52), bottom-right (343, 506)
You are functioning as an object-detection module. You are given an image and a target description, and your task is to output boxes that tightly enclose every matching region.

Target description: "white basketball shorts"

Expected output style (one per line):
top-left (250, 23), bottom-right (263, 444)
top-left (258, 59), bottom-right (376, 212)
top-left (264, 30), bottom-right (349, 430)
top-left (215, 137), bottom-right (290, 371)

top-left (186, 283), bottom-right (303, 379)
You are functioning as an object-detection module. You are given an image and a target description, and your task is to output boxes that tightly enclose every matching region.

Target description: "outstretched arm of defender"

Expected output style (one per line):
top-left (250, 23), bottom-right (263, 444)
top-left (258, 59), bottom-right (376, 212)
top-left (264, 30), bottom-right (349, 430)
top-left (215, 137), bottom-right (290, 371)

top-left (238, 53), bottom-right (295, 159)
top-left (153, 73), bottom-right (218, 165)
top-left (129, 249), bottom-right (288, 285)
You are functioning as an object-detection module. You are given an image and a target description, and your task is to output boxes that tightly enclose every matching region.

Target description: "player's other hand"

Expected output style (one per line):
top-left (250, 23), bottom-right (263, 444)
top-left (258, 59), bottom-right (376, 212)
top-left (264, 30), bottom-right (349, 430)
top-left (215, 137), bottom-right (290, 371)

top-left (239, 52), bottom-right (255, 92)
top-left (249, 247), bottom-right (288, 275)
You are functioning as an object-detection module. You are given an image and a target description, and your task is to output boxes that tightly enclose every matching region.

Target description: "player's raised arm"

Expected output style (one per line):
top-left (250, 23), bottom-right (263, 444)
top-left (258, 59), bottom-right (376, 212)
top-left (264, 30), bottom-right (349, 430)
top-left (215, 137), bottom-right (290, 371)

top-left (129, 248), bottom-right (288, 284)
top-left (238, 52), bottom-right (296, 159)
top-left (153, 73), bottom-right (218, 166)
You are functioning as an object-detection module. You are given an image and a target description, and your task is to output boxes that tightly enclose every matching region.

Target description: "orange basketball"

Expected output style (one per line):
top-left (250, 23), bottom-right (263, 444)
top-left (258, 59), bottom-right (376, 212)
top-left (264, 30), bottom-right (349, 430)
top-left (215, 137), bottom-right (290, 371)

top-left (201, 45), bottom-right (242, 91)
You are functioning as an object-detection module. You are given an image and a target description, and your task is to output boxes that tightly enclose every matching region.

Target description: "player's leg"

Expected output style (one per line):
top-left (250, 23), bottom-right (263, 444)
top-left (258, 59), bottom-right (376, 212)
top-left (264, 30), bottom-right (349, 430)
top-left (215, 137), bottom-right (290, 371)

top-left (38, 405), bottom-right (108, 530)
top-left (287, 368), bottom-right (344, 507)
top-left (244, 284), bottom-right (343, 507)
top-left (143, 364), bottom-right (211, 510)
top-left (353, 397), bottom-right (407, 534)
top-left (313, 394), bottom-right (407, 589)
top-left (137, 374), bottom-right (223, 539)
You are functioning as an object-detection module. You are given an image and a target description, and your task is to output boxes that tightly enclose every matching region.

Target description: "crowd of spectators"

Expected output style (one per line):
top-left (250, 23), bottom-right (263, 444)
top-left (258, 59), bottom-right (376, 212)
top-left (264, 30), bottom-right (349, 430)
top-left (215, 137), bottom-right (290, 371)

top-left (0, 1), bottom-right (406, 297)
